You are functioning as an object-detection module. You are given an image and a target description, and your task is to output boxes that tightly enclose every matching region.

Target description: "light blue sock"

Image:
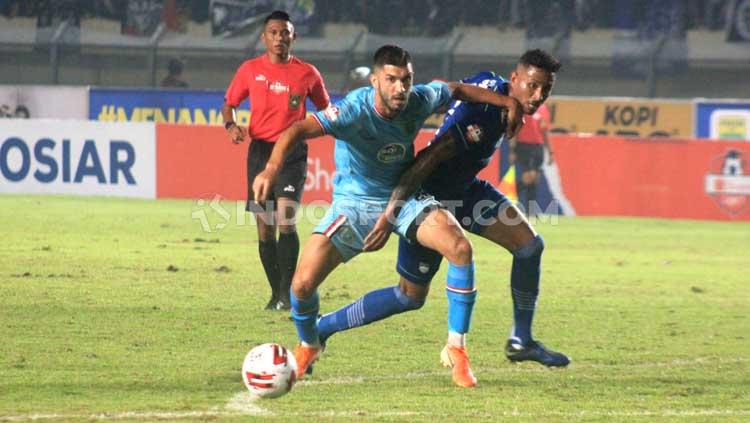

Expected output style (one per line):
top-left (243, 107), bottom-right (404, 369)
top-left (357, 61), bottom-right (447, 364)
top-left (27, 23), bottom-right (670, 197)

top-left (446, 262), bottom-right (476, 334)
top-left (290, 290), bottom-right (320, 346)
top-left (510, 235), bottom-right (544, 344)
top-left (318, 285), bottom-right (424, 343)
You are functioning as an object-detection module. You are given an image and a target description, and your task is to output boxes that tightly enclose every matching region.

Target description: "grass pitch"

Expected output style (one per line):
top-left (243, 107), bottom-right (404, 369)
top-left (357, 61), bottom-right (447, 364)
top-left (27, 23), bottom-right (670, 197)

top-left (1, 195), bottom-right (749, 422)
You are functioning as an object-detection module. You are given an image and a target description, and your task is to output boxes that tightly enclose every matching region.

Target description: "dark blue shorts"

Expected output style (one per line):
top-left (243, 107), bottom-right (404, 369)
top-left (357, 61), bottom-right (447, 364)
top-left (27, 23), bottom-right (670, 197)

top-left (396, 179), bottom-right (510, 284)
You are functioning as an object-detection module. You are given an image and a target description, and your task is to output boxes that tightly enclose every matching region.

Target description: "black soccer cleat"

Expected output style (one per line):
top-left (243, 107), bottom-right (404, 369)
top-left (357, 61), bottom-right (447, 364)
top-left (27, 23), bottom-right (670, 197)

top-left (273, 297), bottom-right (291, 311)
top-left (264, 295), bottom-right (279, 310)
top-left (505, 339), bottom-right (570, 367)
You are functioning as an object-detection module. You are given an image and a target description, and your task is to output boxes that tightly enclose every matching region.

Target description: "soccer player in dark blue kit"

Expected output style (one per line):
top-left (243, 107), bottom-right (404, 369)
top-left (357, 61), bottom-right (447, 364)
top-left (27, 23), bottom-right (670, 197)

top-left (316, 49), bottom-right (569, 387)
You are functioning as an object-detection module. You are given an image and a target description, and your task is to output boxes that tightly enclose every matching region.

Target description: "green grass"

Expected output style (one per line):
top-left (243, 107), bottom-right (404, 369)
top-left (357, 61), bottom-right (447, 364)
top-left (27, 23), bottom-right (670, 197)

top-left (1, 195), bottom-right (749, 422)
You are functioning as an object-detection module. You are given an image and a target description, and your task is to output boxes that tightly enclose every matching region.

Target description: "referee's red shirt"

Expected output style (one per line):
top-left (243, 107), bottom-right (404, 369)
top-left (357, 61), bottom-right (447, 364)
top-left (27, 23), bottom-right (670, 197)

top-left (224, 54), bottom-right (330, 142)
top-left (516, 104), bottom-right (550, 145)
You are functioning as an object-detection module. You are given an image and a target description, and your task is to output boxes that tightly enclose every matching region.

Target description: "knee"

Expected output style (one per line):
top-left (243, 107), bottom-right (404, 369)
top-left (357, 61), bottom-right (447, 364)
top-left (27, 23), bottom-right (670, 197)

top-left (291, 272), bottom-right (316, 299)
top-left (449, 237), bottom-right (473, 264)
top-left (396, 286), bottom-right (426, 310)
top-left (513, 234), bottom-right (544, 259)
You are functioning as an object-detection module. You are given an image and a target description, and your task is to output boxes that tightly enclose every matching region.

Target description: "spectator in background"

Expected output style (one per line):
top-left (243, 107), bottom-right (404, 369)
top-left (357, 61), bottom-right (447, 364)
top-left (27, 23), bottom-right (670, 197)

top-left (161, 58), bottom-right (189, 88)
top-left (14, 105), bottom-right (30, 119)
top-left (511, 103), bottom-right (554, 216)
top-left (221, 10), bottom-right (330, 311)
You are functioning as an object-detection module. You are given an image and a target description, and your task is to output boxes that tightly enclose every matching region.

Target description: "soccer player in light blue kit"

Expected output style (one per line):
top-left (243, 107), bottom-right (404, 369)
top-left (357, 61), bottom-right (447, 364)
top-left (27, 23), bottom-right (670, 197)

top-left (317, 50), bottom-right (570, 386)
top-left (252, 45), bottom-right (523, 386)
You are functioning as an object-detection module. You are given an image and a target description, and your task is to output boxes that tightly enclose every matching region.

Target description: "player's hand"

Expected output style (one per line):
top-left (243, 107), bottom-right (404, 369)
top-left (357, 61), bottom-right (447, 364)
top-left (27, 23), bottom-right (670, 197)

top-left (228, 124), bottom-right (247, 144)
top-left (547, 150), bottom-right (555, 165)
top-left (252, 167), bottom-right (278, 203)
top-left (363, 213), bottom-right (393, 252)
top-left (508, 151), bottom-right (517, 165)
top-left (504, 98), bottom-right (524, 139)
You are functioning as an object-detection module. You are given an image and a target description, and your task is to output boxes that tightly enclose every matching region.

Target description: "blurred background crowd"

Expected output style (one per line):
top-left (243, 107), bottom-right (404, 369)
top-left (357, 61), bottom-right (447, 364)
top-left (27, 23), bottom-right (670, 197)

top-left (0, 0), bottom-right (748, 97)
top-left (0, 0), bottom-right (738, 37)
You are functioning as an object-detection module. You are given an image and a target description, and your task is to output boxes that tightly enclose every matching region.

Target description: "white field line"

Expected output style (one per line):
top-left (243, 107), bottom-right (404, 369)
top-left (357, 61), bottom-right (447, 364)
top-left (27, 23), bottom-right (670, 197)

top-left (2, 356), bottom-right (747, 421)
top-left (300, 410), bottom-right (750, 418)
top-left (299, 356), bottom-right (750, 386)
top-left (0, 410), bottom-right (246, 422)
top-left (4, 408), bottom-right (749, 421)
top-left (224, 391), bottom-right (272, 416)
top-left (0, 393), bottom-right (270, 422)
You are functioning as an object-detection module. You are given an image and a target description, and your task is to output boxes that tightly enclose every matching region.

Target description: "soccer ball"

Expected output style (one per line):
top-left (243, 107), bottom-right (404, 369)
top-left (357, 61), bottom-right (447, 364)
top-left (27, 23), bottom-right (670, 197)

top-left (241, 343), bottom-right (298, 399)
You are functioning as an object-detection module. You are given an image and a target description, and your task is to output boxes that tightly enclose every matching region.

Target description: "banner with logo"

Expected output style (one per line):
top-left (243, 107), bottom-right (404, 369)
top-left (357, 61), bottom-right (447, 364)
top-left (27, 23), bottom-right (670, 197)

top-left (210, 0), bottom-right (317, 37)
top-left (0, 120), bottom-right (156, 198)
top-left (90, 87), bottom-right (341, 126)
top-left (551, 135), bottom-right (750, 220)
top-left (0, 85), bottom-right (89, 120)
top-left (122, 0), bottom-right (164, 36)
top-left (545, 97), bottom-right (694, 138)
top-left (154, 125), bottom-right (501, 204)
top-left (90, 88), bottom-right (239, 126)
top-left (695, 100), bottom-right (750, 140)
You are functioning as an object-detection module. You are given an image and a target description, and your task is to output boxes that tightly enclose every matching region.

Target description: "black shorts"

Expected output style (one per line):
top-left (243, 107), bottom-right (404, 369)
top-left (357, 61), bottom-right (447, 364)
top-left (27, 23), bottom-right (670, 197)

top-left (515, 142), bottom-right (544, 173)
top-left (246, 139), bottom-right (307, 212)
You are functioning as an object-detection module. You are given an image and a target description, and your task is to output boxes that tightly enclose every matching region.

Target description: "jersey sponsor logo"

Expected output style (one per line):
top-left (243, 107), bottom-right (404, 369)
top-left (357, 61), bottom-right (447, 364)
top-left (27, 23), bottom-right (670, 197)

top-left (269, 81), bottom-right (289, 94)
top-left (476, 78), bottom-right (497, 89)
top-left (465, 124), bottom-right (483, 143)
top-left (415, 189), bottom-right (435, 203)
top-left (376, 143), bottom-right (407, 163)
top-left (704, 149), bottom-right (750, 216)
top-left (289, 94), bottom-right (301, 109)
top-left (338, 225), bottom-right (356, 244)
top-left (283, 184), bottom-right (296, 193)
top-left (323, 105), bottom-right (340, 121)
top-left (255, 74), bottom-right (267, 81)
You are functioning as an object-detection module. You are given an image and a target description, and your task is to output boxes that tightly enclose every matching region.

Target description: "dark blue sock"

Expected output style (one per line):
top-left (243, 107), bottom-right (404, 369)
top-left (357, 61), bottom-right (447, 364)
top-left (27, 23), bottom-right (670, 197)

top-left (317, 285), bottom-right (424, 343)
top-left (510, 235), bottom-right (544, 343)
top-left (446, 262), bottom-right (476, 334)
top-left (290, 290), bottom-right (320, 346)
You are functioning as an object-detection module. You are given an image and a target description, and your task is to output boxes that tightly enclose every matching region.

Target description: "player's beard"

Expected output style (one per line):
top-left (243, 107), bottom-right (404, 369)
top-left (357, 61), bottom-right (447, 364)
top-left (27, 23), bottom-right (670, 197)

top-left (379, 88), bottom-right (408, 115)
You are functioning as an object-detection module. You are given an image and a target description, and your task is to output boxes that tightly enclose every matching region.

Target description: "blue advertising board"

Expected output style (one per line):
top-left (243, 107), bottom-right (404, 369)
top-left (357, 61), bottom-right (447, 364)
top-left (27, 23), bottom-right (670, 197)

top-left (89, 88), bottom-right (343, 126)
top-left (89, 88), bottom-right (246, 126)
top-left (695, 100), bottom-right (750, 140)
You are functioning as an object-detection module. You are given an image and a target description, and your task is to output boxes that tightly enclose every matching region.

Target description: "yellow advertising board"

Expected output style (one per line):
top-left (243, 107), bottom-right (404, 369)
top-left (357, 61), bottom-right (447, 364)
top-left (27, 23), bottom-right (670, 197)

top-left (545, 97), bottom-right (694, 138)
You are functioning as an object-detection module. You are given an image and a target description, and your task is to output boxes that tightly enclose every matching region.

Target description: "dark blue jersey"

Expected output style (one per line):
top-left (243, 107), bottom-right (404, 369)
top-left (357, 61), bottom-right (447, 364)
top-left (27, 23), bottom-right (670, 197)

top-left (423, 71), bottom-right (509, 200)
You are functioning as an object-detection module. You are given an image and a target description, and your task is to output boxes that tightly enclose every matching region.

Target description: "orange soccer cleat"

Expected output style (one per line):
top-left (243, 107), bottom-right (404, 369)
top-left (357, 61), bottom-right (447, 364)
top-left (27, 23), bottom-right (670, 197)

top-left (440, 344), bottom-right (478, 388)
top-left (293, 344), bottom-right (322, 378)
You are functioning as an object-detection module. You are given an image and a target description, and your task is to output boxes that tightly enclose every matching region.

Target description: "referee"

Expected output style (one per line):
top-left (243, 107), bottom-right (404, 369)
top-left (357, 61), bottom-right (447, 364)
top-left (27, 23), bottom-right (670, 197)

top-left (221, 10), bottom-right (330, 311)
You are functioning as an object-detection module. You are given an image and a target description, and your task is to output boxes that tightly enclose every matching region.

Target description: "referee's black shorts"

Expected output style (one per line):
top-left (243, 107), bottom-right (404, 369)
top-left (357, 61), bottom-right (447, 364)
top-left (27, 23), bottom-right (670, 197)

top-left (515, 142), bottom-right (544, 173)
top-left (246, 139), bottom-right (307, 212)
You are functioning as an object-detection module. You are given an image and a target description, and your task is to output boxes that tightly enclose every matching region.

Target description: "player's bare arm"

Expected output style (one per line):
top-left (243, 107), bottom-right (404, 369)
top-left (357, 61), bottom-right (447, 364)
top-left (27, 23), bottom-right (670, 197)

top-left (252, 116), bottom-right (323, 202)
top-left (446, 82), bottom-right (524, 139)
top-left (221, 103), bottom-right (247, 144)
top-left (363, 137), bottom-right (458, 252)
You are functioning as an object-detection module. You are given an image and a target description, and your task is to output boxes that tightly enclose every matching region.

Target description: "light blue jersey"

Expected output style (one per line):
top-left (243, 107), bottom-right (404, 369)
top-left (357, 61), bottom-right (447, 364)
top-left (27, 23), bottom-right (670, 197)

top-left (312, 82), bottom-right (452, 203)
top-left (311, 81), bottom-right (452, 262)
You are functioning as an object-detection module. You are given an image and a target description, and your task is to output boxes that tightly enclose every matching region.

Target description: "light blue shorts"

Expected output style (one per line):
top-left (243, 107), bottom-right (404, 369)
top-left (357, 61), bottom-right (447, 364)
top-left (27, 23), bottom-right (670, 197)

top-left (313, 192), bottom-right (441, 262)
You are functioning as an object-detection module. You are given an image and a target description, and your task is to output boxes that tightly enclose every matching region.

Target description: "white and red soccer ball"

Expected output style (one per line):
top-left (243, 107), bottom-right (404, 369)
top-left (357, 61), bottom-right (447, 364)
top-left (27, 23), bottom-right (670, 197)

top-left (242, 343), bottom-right (297, 399)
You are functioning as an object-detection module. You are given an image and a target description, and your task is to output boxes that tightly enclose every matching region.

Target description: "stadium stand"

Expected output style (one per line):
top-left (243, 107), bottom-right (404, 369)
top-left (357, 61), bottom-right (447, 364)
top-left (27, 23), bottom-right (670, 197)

top-left (0, 0), bottom-right (748, 97)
